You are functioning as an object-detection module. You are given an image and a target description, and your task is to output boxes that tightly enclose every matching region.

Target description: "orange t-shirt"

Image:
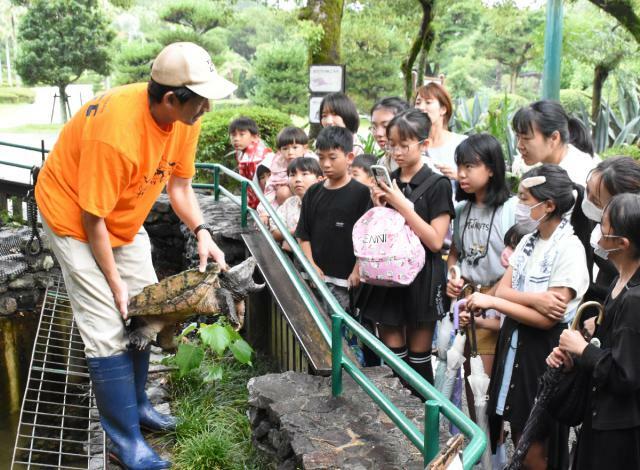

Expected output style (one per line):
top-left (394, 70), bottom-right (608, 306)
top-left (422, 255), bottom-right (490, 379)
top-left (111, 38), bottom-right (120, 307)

top-left (36, 83), bottom-right (201, 247)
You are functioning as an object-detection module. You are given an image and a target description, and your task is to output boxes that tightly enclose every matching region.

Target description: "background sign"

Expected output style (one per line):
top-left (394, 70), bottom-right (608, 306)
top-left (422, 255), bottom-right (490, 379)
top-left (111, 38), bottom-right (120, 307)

top-left (309, 96), bottom-right (324, 124)
top-left (309, 65), bottom-right (345, 93)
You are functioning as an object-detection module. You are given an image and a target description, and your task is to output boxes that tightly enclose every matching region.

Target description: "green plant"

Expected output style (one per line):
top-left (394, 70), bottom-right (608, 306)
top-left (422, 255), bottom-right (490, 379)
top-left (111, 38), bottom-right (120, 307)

top-left (165, 353), bottom-right (274, 470)
top-left (166, 321), bottom-right (254, 380)
top-left (0, 87), bottom-right (36, 104)
top-left (197, 105), bottom-right (292, 174)
top-left (601, 144), bottom-right (640, 160)
top-left (559, 89), bottom-right (591, 115)
top-left (358, 133), bottom-right (384, 157)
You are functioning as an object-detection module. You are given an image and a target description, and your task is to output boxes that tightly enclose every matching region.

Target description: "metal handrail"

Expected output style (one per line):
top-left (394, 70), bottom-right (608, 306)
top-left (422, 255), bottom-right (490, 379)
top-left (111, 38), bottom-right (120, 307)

top-left (196, 162), bottom-right (487, 468)
top-left (0, 139), bottom-right (49, 171)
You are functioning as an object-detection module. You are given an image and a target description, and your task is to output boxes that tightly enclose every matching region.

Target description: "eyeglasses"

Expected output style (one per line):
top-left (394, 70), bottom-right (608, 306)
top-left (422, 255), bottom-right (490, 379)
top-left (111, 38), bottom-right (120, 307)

top-left (384, 140), bottom-right (426, 154)
top-left (368, 123), bottom-right (389, 134)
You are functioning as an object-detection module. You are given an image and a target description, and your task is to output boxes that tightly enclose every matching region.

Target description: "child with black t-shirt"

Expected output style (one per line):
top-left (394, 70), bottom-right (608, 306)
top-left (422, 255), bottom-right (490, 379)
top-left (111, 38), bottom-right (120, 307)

top-left (295, 126), bottom-right (371, 311)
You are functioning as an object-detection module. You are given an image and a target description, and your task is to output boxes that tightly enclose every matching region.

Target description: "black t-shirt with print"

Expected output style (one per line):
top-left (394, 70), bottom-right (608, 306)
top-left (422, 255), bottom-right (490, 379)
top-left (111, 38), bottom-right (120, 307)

top-left (295, 178), bottom-right (371, 280)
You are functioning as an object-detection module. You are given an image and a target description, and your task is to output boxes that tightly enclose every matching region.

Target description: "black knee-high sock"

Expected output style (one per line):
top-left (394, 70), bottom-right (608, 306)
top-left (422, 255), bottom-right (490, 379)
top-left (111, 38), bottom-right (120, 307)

top-left (408, 349), bottom-right (434, 385)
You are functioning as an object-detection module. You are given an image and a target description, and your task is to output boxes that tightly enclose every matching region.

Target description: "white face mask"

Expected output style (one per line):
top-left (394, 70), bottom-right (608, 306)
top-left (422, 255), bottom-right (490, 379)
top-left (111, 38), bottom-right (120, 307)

top-left (515, 201), bottom-right (546, 233)
top-left (590, 225), bottom-right (622, 260)
top-left (581, 197), bottom-right (603, 223)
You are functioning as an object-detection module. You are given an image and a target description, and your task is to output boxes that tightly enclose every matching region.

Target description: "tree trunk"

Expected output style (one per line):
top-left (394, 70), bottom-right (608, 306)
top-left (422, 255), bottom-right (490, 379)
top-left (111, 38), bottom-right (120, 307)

top-left (591, 64), bottom-right (610, 122)
top-left (510, 71), bottom-right (518, 94)
top-left (58, 84), bottom-right (69, 123)
top-left (587, 0), bottom-right (640, 44)
top-left (401, 0), bottom-right (436, 101)
top-left (300, 0), bottom-right (345, 138)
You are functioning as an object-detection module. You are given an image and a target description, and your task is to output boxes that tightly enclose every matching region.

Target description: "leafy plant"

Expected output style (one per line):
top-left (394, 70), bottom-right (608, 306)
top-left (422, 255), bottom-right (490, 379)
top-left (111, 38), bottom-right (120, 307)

top-left (358, 132), bottom-right (384, 157)
top-left (167, 321), bottom-right (254, 379)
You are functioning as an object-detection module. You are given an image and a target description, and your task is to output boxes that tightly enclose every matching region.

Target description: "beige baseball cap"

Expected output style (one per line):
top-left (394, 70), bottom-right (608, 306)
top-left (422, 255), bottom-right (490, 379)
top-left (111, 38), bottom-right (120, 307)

top-left (151, 42), bottom-right (237, 100)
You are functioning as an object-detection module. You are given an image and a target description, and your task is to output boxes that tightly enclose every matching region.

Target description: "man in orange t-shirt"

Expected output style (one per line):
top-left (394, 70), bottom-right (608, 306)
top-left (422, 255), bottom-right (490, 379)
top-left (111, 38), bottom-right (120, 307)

top-left (35, 42), bottom-right (236, 469)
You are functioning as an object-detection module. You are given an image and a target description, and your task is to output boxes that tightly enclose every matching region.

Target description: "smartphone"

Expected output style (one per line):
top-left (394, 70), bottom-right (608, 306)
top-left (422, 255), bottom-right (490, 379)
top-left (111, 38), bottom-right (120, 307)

top-left (370, 165), bottom-right (392, 187)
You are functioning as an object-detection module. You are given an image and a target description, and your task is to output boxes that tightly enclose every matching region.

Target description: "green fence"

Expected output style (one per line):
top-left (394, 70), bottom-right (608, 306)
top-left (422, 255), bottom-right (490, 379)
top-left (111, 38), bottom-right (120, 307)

top-left (196, 162), bottom-right (487, 468)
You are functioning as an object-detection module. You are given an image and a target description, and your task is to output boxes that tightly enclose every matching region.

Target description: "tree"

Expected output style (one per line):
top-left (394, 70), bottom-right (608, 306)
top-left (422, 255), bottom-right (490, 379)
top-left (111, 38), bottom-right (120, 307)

top-left (250, 40), bottom-right (308, 115)
top-left (401, 0), bottom-right (436, 100)
top-left (476, 1), bottom-right (544, 94)
top-left (587, 0), bottom-right (640, 44)
top-left (299, 0), bottom-right (344, 64)
top-left (16, 0), bottom-right (114, 122)
top-left (564, 3), bottom-right (635, 120)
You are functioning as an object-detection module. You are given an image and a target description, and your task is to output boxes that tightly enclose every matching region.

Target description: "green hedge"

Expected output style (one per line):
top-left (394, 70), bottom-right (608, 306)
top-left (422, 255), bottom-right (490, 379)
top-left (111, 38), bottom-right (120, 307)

top-left (601, 144), bottom-right (640, 161)
top-left (197, 105), bottom-right (292, 168)
top-left (0, 87), bottom-right (36, 104)
top-left (559, 89), bottom-right (591, 115)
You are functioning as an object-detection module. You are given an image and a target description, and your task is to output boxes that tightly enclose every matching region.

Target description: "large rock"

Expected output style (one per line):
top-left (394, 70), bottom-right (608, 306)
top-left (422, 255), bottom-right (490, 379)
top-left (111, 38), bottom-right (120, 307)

top-left (248, 367), bottom-right (428, 469)
top-left (0, 296), bottom-right (18, 315)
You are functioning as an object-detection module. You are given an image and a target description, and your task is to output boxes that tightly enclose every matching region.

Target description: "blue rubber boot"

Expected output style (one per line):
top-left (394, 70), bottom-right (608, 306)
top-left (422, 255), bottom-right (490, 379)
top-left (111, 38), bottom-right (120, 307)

top-left (87, 352), bottom-right (171, 469)
top-left (132, 349), bottom-right (177, 432)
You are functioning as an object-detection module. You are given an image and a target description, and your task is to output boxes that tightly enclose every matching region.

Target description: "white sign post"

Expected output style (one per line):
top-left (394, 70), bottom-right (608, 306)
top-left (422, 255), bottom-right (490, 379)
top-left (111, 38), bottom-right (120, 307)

top-left (308, 65), bottom-right (346, 124)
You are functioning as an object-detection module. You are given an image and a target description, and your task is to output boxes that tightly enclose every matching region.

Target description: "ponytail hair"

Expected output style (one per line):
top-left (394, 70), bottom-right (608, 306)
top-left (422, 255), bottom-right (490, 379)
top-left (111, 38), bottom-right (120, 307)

top-left (513, 100), bottom-right (594, 156)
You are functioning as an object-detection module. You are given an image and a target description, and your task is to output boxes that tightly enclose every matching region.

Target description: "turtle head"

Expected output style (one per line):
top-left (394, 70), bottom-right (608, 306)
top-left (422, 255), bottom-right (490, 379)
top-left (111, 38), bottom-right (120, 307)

top-left (219, 257), bottom-right (264, 297)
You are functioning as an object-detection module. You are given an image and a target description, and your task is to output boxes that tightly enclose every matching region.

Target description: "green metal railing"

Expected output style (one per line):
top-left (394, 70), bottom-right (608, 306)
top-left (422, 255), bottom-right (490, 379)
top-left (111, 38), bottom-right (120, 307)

top-left (196, 162), bottom-right (487, 468)
top-left (0, 140), bottom-right (49, 174)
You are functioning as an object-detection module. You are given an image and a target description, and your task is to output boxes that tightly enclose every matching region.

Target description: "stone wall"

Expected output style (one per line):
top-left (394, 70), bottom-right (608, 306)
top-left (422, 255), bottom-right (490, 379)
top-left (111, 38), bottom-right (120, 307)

top-left (247, 367), bottom-right (428, 469)
top-left (0, 226), bottom-right (57, 315)
top-left (144, 192), bottom-right (248, 276)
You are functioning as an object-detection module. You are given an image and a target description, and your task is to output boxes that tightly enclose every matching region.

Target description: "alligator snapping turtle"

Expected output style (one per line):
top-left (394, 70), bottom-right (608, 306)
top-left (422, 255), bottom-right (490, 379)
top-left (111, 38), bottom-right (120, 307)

top-left (127, 257), bottom-right (264, 350)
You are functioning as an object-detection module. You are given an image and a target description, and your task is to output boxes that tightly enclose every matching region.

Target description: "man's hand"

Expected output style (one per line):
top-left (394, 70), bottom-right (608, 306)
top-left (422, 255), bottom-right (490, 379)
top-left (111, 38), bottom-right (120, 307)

top-left (434, 163), bottom-right (457, 180)
top-left (109, 277), bottom-right (129, 320)
top-left (546, 346), bottom-right (574, 370)
top-left (197, 230), bottom-right (228, 272)
top-left (559, 329), bottom-right (589, 357)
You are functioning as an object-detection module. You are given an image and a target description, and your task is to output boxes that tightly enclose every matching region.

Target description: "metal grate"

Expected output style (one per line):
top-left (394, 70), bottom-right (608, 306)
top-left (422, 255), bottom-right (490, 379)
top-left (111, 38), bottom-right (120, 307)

top-left (11, 275), bottom-right (106, 469)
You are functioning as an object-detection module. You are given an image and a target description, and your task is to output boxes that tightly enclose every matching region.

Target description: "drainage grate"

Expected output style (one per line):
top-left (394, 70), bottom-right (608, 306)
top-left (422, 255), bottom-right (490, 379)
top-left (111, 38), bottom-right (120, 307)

top-left (11, 275), bottom-right (107, 469)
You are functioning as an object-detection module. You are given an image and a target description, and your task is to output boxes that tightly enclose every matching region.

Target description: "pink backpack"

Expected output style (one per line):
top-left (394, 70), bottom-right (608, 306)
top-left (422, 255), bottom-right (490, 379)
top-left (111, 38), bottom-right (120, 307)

top-left (353, 206), bottom-right (425, 287)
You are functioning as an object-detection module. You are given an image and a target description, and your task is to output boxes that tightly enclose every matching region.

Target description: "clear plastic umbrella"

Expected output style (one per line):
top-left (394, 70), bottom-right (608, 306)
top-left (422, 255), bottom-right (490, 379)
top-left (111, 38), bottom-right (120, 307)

top-left (440, 299), bottom-right (467, 401)
top-left (435, 267), bottom-right (461, 391)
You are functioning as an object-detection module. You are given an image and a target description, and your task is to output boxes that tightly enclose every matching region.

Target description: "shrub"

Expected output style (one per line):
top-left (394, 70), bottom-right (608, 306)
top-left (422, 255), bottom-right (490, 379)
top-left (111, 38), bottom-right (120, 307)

top-left (197, 104), bottom-right (292, 172)
top-left (250, 40), bottom-right (307, 116)
top-left (0, 87), bottom-right (36, 104)
top-left (601, 144), bottom-right (640, 160)
top-left (559, 89), bottom-right (591, 115)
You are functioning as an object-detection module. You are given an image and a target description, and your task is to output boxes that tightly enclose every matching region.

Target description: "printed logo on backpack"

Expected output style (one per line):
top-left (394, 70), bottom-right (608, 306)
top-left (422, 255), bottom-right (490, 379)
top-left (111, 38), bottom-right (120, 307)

top-left (352, 206), bottom-right (426, 286)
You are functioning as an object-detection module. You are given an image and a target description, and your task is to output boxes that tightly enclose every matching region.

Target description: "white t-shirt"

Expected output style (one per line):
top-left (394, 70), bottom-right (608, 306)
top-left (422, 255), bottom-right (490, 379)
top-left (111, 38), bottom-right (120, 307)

top-left (558, 144), bottom-right (597, 186)
top-left (427, 132), bottom-right (467, 173)
top-left (509, 232), bottom-right (589, 324)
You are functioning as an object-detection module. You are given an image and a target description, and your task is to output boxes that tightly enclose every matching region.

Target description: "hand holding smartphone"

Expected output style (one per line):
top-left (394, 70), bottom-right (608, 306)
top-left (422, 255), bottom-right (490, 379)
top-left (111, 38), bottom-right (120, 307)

top-left (370, 165), bottom-right (392, 188)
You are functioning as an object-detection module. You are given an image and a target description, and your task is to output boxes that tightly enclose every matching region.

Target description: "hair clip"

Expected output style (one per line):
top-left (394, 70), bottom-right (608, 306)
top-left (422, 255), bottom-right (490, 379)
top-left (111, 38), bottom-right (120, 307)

top-left (521, 176), bottom-right (546, 188)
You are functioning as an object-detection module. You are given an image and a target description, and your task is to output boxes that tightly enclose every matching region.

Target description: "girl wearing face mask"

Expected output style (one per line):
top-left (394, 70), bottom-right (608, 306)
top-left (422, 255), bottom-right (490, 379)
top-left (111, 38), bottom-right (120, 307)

top-left (464, 164), bottom-right (590, 469)
top-left (512, 100), bottom-right (596, 186)
top-left (547, 193), bottom-right (640, 470)
top-left (582, 157), bottom-right (640, 304)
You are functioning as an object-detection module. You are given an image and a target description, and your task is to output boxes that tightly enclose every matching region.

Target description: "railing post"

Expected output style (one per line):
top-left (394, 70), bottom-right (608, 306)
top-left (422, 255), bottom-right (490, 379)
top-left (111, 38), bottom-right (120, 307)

top-left (240, 180), bottom-right (248, 228)
top-left (331, 314), bottom-right (343, 397)
top-left (40, 139), bottom-right (46, 164)
top-left (213, 166), bottom-right (220, 201)
top-left (424, 400), bottom-right (440, 467)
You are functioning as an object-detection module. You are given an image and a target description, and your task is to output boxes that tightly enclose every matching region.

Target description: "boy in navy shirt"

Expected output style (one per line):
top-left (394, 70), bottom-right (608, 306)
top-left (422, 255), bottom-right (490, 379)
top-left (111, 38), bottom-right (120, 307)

top-left (295, 126), bottom-right (370, 310)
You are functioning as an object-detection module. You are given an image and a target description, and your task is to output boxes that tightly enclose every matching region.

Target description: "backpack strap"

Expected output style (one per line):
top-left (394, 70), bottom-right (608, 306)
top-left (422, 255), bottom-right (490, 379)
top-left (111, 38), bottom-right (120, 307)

top-left (407, 170), bottom-right (449, 204)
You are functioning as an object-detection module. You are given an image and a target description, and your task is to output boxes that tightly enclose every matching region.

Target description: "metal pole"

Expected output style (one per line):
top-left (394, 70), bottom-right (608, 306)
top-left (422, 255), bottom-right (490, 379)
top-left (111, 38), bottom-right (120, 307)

top-left (331, 314), bottom-right (343, 397)
top-left (541, 0), bottom-right (563, 100)
top-left (424, 400), bottom-right (440, 466)
top-left (40, 140), bottom-right (46, 164)
top-left (240, 181), bottom-right (248, 228)
top-left (213, 166), bottom-right (220, 201)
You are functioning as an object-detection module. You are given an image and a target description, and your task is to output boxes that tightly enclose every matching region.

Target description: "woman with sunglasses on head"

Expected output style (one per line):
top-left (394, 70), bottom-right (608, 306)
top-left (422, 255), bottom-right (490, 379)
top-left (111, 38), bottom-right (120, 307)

top-left (464, 164), bottom-right (590, 469)
top-left (446, 134), bottom-right (517, 449)
top-left (548, 193), bottom-right (640, 470)
top-left (359, 109), bottom-right (455, 388)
